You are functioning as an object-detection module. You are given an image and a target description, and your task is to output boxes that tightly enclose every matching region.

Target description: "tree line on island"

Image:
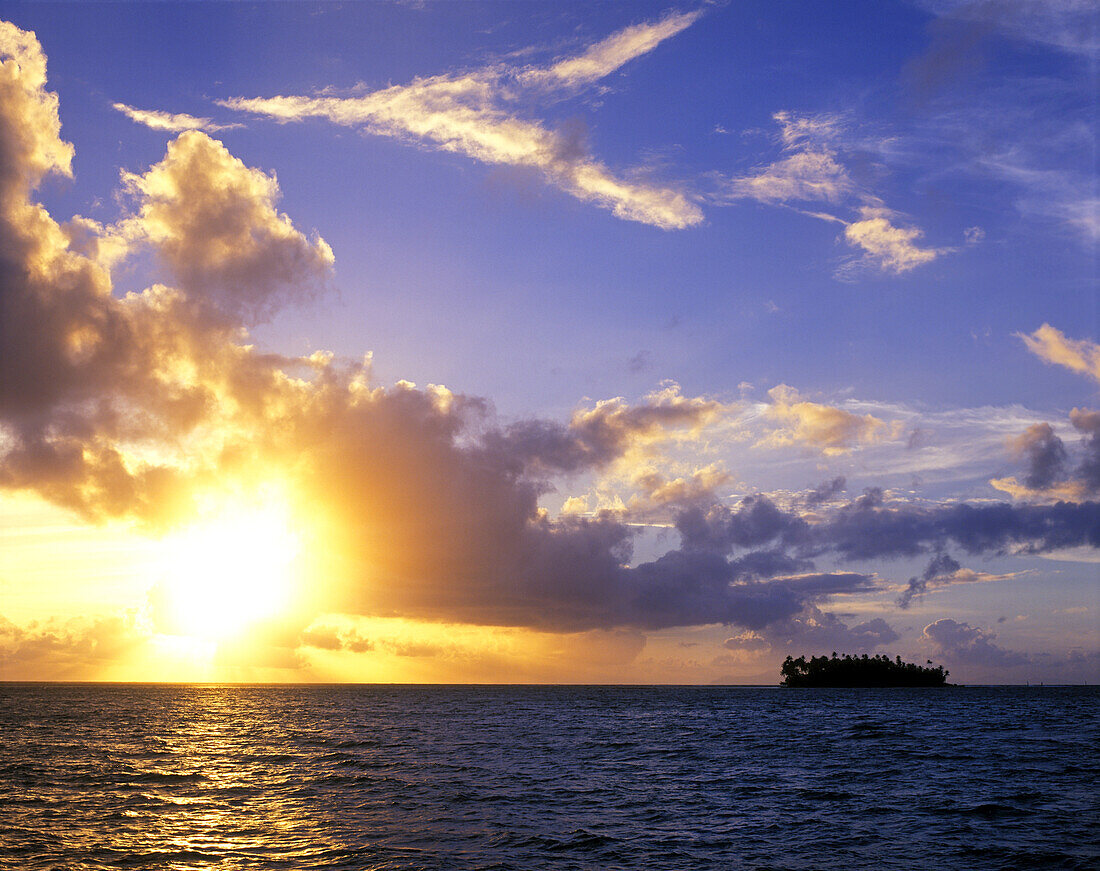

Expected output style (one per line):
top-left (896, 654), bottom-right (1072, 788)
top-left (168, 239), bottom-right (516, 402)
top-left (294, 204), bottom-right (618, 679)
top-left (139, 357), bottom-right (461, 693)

top-left (780, 653), bottom-right (950, 687)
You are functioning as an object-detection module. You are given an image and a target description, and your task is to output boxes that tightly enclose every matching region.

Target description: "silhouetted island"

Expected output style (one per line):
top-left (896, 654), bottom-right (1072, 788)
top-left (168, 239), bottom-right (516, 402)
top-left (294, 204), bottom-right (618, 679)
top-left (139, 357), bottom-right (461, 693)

top-left (780, 653), bottom-right (949, 687)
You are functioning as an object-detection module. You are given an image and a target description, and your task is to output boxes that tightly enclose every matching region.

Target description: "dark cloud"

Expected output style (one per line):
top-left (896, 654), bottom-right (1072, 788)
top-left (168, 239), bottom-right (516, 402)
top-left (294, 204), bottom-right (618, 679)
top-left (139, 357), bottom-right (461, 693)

top-left (1013, 422), bottom-right (1069, 490)
top-left (805, 475), bottom-right (846, 506)
top-left (628, 350), bottom-right (653, 373)
top-left (897, 551), bottom-right (961, 608)
top-left (678, 492), bottom-right (1100, 564)
top-left (480, 386), bottom-right (724, 478)
top-left (802, 499), bottom-right (1100, 561)
top-left (853, 487), bottom-right (884, 510)
top-left (902, 10), bottom-right (992, 103)
top-left (676, 495), bottom-right (808, 554)
top-left (1070, 408), bottom-right (1100, 494)
top-left (0, 23), bottom-right (1096, 652)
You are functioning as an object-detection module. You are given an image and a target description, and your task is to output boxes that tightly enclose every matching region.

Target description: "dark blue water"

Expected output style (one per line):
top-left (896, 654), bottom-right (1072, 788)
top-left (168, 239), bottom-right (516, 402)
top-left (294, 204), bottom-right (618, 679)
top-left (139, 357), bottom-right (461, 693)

top-left (1, 685), bottom-right (1097, 870)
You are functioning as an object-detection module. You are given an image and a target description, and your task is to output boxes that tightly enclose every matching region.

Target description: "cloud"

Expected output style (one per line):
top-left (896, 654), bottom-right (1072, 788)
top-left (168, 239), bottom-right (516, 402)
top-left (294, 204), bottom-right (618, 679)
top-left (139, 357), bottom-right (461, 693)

top-left (0, 612), bottom-right (151, 678)
top-left (841, 207), bottom-right (942, 275)
top-left (676, 491), bottom-right (1100, 562)
top-left (1, 21), bottom-right (1096, 652)
top-left (897, 551), bottom-right (961, 608)
top-left (720, 111), bottom-right (854, 206)
top-left (0, 27), bottom-right (858, 635)
top-left (978, 155), bottom-right (1099, 243)
top-left (220, 11), bottom-right (704, 230)
top-left (717, 112), bottom-right (944, 276)
top-left (723, 148), bottom-right (855, 205)
top-left (991, 410), bottom-right (1100, 501)
top-left (115, 130), bottom-right (334, 323)
top-left (481, 381), bottom-right (733, 479)
top-left (1020, 324), bottom-right (1100, 383)
top-left (1010, 422), bottom-right (1070, 489)
top-left (0, 21), bottom-right (73, 191)
top-left (763, 606), bottom-right (900, 654)
top-left (759, 385), bottom-right (896, 456)
top-left (964, 226), bottom-right (985, 245)
top-left (805, 476), bottom-right (847, 506)
top-left (519, 9), bottom-right (703, 91)
top-left (916, 0), bottom-right (1100, 57)
top-left (922, 618), bottom-right (1030, 668)
top-left (1070, 407), bottom-right (1100, 493)
top-left (112, 102), bottom-right (242, 133)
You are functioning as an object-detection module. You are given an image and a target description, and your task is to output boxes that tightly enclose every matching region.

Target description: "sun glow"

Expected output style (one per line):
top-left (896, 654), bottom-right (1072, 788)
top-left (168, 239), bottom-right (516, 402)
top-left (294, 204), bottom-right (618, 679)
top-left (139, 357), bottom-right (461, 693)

top-left (156, 496), bottom-right (301, 640)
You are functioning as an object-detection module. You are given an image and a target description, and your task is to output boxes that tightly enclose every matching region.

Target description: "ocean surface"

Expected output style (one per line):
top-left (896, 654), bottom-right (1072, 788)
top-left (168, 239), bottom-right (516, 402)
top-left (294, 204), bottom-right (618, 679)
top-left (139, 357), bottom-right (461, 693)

top-left (1, 684), bottom-right (1097, 870)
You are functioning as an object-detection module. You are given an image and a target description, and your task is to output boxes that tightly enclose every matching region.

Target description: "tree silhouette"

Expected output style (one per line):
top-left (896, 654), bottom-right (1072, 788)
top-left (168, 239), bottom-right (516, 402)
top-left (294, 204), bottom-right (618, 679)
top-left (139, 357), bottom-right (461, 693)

top-left (780, 653), bottom-right (949, 687)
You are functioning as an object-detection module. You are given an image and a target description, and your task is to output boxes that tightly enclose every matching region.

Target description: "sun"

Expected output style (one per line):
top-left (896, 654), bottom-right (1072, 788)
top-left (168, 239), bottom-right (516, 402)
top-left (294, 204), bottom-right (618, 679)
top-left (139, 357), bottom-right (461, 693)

top-left (156, 495), bottom-right (301, 640)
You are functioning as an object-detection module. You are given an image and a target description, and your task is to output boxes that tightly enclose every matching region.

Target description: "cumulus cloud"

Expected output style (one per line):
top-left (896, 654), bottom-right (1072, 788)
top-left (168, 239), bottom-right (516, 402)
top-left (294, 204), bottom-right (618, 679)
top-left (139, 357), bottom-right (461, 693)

top-left (990, 411), bottom-right (1100, 501)
top-left (1, 21), bottom-right (1097, 655)
top-left (115, 130), bottom-right (334, 322)
top-left (0, 22), bottom-right (73, 191)
top-left (922, 618), bottom-right (1030, 668)
top-left (1020, 324), bottom-right (1100, 384)
top-left (220, 11), bottom-right (703, 230)
top-left (1011, 422), bottom-right (1070, 489)
top-left (763, 606), bottom-right (900, 654)
top-left (759, 385), bottom-right (897, 456)
top-left (112, 102), bottom-right (242, 133)
top-left (722, 606), bottom-right (900, 656)
top-left (1, 24), bottom-right (890, 637)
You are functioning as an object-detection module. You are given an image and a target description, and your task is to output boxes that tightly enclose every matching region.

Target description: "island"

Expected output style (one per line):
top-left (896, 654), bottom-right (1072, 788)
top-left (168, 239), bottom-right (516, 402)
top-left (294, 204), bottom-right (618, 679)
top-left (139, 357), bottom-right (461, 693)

top-left (780, 653), bottom-right (950, 687)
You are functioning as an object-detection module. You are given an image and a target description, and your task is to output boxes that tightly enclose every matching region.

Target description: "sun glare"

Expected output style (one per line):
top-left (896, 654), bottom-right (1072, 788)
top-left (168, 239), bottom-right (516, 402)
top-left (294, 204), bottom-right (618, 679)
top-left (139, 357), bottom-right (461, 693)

top-left (158, 496), bottom-right (301, 640)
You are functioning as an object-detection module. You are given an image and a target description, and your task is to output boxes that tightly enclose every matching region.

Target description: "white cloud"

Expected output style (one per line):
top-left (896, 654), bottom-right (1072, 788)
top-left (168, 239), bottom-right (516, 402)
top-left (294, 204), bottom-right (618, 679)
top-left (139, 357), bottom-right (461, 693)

top-left (112, 102), bottom-right (242, 133)
top-left (717, 112), bottom-right (945, 277)
top-left (220, 11), bottom-right (704, 230)
top-left (841, 206), bottom-right (942, 275)
top-left (723, 149), bottom-right (855, 205)
top-left (1019, 323), bottom-right (1100, 383)
top-left (519, 9), bottom-right (702, 91)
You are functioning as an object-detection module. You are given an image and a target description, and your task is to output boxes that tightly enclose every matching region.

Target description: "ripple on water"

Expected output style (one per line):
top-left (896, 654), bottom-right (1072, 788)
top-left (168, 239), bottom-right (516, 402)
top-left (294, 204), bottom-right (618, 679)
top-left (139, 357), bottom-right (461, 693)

top-left (0, 685), bottom-right (1097, 870)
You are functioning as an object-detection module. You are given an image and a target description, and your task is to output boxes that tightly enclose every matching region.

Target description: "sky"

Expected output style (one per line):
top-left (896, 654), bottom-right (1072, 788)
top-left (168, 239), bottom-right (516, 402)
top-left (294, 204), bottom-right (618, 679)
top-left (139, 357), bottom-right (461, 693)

top-left (0, 0), bottom-right (1097, 684)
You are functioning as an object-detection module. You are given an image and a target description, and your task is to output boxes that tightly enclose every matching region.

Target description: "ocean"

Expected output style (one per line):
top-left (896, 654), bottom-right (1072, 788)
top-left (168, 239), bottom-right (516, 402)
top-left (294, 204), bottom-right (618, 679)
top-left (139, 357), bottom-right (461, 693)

top-left (1, 684), bottom-right (1097, 870)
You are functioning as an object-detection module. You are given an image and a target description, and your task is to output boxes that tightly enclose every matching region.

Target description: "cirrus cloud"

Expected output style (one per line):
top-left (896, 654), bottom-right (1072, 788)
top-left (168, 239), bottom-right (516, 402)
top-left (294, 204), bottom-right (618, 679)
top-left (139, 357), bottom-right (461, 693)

top-left (220, 10), bottom-right (704, 230)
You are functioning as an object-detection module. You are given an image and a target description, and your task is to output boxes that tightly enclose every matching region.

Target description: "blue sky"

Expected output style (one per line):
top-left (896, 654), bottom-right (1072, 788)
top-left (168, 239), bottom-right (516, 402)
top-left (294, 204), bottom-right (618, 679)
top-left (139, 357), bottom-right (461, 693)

top-left (0, 1), bottom-right (1096, 683)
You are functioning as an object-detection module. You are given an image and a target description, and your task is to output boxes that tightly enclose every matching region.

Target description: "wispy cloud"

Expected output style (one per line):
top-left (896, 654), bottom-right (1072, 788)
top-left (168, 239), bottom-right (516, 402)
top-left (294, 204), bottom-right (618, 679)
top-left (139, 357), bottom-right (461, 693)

top-left (220, 10), bottom-right (704, 230)
top-left (980, 154), bottom-right (1100, 243)
top-left (717, 112), bottom-right (946, 276)
top-left (518, 9), bottom-right (702, 91)
top-left (113, 102), bottom-right (242, 134)
top-left (2, 18), bottom-right (1096, 664)
top-left (916, 0), bottom-right (1100, 57)
top-left (1020, 323), bottom-right (1100, 383)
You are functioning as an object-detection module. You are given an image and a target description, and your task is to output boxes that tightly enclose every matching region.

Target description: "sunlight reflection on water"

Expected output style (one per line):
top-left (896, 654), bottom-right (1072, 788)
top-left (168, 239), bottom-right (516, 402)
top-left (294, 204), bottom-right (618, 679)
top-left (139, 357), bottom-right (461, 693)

top-left (1, 684), bottom-right (1097, 870)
